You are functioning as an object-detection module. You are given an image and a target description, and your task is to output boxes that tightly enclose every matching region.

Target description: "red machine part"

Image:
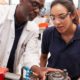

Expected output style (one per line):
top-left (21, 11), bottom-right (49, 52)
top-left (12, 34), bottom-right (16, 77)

top-left (0, 67), bottom-right (8, 80)
top-left (39, 22), bottom-right (48, 29)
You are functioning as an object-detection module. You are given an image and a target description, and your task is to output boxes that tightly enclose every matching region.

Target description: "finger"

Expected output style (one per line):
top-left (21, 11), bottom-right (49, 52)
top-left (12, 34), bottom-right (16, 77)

top-left (46, 67), bottom-right (63, 72)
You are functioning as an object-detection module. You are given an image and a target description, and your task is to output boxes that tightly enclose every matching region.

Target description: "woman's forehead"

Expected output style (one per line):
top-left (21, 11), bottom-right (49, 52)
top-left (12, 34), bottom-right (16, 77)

top-left (51, 4), bottom-right (68, 14)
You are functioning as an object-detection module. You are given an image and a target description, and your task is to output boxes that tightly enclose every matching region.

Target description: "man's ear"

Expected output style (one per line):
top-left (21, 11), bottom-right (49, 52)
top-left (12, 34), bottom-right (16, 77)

top-left (20, 0), bottom-right (22, 3)
top-left (20, 0), bottom-right (26, 4)
top-left (20, 0), bottom-right (22, 4)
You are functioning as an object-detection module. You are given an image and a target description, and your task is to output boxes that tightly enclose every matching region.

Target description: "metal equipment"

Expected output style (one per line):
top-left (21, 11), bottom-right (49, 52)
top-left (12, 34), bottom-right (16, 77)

top-left (46, 69), bottom-right (70, 80)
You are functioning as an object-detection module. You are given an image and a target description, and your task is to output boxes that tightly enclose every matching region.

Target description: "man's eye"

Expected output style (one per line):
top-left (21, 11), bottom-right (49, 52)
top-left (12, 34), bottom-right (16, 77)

top-left (32, 2), bottom-right (43, 10)
top-left (32, 2), bottom-right (38, 7)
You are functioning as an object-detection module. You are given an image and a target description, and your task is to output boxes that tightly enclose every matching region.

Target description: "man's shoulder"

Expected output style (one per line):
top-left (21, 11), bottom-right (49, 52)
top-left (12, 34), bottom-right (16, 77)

top-left (0, 4), bottom-right (16, 7)
top-left (0, 5), bottom-right (13, 11)
top-left (0, 5), bottom-right (17, 23)
top-left (26, 21), bottom-right (39, 32)
top-left (0, 4), bottom-right (16, 12)
top-left (0, 5), bottom-right (16, 15)
top-left (0, 5), bottom-right (9, 13)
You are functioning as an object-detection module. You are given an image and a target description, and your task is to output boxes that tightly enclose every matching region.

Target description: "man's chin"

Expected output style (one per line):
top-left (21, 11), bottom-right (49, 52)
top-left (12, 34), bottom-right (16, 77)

top-left (28, 17), bottom-right (35, 21)
top-left (28, 18), bottom-right (34, 21)
top-left (28, 14), bottom-right (37, 21)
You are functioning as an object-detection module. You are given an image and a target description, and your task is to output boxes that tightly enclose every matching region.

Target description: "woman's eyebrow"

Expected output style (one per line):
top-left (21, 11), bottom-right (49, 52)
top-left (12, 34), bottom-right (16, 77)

top-left (50, 13), bottom-right (68, 16)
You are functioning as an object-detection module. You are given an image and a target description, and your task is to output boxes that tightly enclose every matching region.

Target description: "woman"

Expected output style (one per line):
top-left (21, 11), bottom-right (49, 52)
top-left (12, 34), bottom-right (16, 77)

top-left (40, 0), bottom-right (80, 80)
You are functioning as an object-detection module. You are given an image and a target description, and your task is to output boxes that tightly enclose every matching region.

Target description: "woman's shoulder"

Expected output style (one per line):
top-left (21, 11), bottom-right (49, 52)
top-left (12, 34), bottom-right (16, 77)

top-left (42, 26), bottom-right (56, 39)
top-left (43, 26), bottom-right (55, 34)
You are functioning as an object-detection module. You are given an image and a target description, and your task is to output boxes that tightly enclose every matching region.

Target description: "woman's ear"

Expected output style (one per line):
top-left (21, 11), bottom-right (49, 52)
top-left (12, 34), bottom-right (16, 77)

top-left (70, 10), bottom-right (79, 21)
top-left (70, 11), bottom-right (79, 24)
top-left (70, 12), bottom-right (76, 20)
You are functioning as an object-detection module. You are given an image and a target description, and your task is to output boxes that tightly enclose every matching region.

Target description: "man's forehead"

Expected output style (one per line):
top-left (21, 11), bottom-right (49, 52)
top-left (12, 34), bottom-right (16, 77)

top-left (31, 0), bottom-right (45, 3)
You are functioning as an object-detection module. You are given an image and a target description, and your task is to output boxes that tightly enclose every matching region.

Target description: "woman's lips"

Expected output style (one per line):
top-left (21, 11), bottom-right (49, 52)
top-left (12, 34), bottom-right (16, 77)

top-left (56, 26), bottom-right (65, 31)
top-left (57, 26), bottom-right (64, 29)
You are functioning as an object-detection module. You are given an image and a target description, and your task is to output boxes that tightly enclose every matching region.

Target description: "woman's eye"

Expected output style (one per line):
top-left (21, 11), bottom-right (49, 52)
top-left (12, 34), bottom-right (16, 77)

top-left (59, 16), bottom-right (66, 19)
top-left (59, 15), bottom-right (66, 19)
top-left (59, 13), bottom-right (69, 19)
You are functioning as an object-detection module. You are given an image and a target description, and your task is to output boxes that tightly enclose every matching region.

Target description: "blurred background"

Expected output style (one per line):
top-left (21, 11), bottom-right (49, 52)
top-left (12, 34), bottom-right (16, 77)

top-left (1, 0), bottom-right (79, 31)
top-left (0, 0), bottom-right (80, 9)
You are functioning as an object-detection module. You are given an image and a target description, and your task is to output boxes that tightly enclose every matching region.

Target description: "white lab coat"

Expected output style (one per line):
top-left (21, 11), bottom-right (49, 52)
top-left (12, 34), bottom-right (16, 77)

top-left (0, 5), bottom-right (40, 74)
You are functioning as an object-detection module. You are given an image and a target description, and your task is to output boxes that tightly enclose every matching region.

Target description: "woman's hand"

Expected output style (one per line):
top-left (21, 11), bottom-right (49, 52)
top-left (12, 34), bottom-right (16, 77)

top-left (31, 65), bottom-right (62, 80)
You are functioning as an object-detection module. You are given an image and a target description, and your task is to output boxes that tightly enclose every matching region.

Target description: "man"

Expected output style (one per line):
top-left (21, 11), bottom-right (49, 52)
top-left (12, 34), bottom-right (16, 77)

top-left (0, 0), bottom-right (44, 74)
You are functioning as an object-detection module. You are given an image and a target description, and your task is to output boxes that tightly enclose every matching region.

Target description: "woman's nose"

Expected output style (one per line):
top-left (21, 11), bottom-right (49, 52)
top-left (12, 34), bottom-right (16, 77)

top-left (54, 18), bottom-right (61, 25)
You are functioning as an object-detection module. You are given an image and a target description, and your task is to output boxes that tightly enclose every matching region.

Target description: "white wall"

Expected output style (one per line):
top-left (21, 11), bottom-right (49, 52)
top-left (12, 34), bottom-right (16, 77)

top-left (5, 0), bottom-right (9, 3)
top-left (73, 0), bottom-right (78, 8)
top-left (5, 0), bottom-right (79, 8)
top-left (4, 0), bottom-right (19, 4)
top-left (11, 0), bottom-right (19, 4)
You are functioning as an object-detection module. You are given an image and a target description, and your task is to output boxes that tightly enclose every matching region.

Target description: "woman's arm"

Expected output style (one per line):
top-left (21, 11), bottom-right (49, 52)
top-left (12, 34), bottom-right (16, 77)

top-left (31, 65), bottom-right (63, 80)
top-left (40, 53), bottom-right (48, 67)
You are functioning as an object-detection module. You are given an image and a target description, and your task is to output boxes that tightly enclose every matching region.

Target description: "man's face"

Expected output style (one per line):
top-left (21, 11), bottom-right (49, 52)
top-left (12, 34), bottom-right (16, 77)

top-left (21, 0), bottom-right (45, 20)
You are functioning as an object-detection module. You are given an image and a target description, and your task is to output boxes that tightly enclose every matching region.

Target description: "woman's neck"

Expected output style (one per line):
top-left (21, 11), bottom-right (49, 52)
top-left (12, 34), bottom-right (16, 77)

top-left (61, 23), bottom-right (77, 43)
top-left (62, 23), bottom-right (77, 37)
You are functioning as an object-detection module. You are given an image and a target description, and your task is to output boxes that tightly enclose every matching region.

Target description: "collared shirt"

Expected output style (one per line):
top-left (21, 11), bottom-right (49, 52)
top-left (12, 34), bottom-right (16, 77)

top-left (7, 14), bottom-right (27, 72)
top-left (42, 25), bottom-right (80, 79)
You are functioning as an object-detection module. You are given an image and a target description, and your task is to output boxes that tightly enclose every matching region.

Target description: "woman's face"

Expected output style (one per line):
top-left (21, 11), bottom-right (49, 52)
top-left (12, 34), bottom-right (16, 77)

top-left (50, 4), bottom-right (73, 34)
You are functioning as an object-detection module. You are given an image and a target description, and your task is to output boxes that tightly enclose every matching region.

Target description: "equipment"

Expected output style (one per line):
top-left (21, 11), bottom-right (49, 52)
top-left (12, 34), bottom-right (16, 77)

top-left (47, 69), bottom-right (70, 80)
top-left (0, 67), bottom-right (70, 80)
